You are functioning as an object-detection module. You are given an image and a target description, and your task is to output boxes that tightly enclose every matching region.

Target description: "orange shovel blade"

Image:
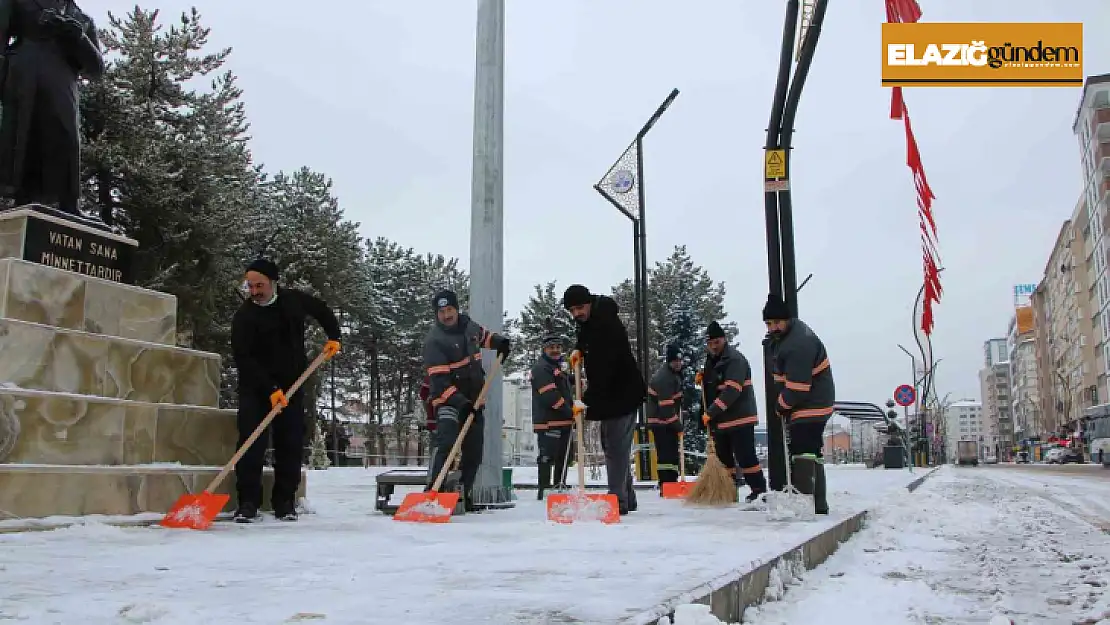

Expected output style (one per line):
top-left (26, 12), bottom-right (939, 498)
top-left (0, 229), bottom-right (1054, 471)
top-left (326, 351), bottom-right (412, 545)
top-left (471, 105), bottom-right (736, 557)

top-left (546, 492), bottom-right (621, 524)
top-left (661, 481), bottom-right (694, 500)
top-left (394, 491), bottom-right (460, 523)
top-left (160, 491), bottom-right (229, 530)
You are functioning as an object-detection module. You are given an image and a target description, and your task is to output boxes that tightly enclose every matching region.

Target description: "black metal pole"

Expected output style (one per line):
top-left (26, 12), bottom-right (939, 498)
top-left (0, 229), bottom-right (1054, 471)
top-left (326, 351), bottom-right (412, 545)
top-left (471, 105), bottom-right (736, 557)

top-left (776, 0), bottom-right (828, 319)
top-left (762, 0), bottom-right (800, 492)
top-left (634, 136), bottom-right (652, 480)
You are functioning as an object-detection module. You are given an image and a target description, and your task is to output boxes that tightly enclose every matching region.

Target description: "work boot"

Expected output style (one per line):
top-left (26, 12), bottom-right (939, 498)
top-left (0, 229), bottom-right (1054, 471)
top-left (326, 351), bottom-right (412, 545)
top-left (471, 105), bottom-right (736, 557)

top-left (463, 489), bottom-right (480, 513)
top-left (233, 501), bottom-right (259, 523)
top-left (790, 455), bottom-right (816, 496)
top-left (813, 460), bottom-right (829, 515)
top-left (272, 499), bottom-right (298, 521)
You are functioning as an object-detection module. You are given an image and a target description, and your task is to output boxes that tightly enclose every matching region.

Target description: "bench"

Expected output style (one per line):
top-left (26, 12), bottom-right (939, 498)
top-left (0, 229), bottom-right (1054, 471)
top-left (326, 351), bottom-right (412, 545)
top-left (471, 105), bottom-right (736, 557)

top-left (374, 468), bottom-right (465, 516)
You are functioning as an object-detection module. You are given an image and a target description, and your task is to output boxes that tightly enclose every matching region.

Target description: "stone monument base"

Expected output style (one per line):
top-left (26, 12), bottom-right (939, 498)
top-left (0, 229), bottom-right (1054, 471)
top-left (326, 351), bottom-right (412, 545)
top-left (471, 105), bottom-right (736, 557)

top-left (0, 464), bottom-right (306, 519)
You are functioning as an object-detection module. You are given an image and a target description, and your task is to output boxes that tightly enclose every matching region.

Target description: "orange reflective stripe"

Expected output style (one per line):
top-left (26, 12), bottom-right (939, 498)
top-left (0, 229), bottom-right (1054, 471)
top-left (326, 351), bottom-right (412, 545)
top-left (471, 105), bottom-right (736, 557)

top-left (472, 352), bottom-right (482, 361)
top-left (777, 395), bottom-right (792, 410)
top-left (647, 387), bottom-right (659, 396)
top-left (648, 415), bottom-right (680, 425)
top-left (552, 397), bottom-right (566, 409)
top-left (713, 398), bottom-right (727, 410)
top-left (671, 392), bottom-right (683, 400)
top-left (443, 356), bottom-right (470, 369)
top-left (812, 358), bottom-right (829, 375)
top-left (785, 380), bottom-right (811, 391)
top-left (792, 406), bottom-right (833, 421)
top-left (773, 373), bottom-right (786, 382)
top-left (534, 423), bottom-right (548, 431)
top-left (741, 464), bottom-right (763, 474)
top-left (718, 415), bottom-right (758, 428)
top-left (658, 398), bottom-right (676, 406)
top-left (432, 385), bottom-right (457, 407)
top-left (427, 364), bottom-right (451, 375)
top-left (723, 379), bottom-right (743, 391)
top-left (539, 383), bottom-right (557, 393)
top-left (546, 419), bottom-right (574, 427)
top-left (743, 379), bottom-right (753, 387)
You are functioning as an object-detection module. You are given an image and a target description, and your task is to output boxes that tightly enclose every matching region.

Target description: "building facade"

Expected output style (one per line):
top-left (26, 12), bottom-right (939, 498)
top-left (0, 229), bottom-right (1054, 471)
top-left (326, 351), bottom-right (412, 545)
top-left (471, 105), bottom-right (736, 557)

top-left (1073, 73), bottom-right (1110, 403)
top-left (501, 374), bottom-right (536, 466)
top-left (944, 399), bottom-right (987, 461)
top-left (1008, 310), bottom-right (1040, 440)
top-left (980, 337), bottom-right (1012, 458)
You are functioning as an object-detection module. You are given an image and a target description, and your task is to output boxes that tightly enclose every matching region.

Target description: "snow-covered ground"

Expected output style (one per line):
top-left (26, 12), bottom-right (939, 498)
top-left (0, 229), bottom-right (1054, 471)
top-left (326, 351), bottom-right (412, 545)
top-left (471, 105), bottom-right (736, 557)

top-left (0, 464), bottom-right (918, 624)
top-left (746, 464), bottom-right (1110, 625)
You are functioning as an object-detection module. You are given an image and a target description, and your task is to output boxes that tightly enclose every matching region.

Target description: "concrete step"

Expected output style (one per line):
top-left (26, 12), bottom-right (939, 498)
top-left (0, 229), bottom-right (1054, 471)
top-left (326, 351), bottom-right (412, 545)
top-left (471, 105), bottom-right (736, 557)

top-left (0, 463), bottom-right (306, 519)
top-left (0, 317), bottom-right (220, 407)
top-left (0, 257), bottom-right (177, 346)
top-left (0, 387), bottom-right (236, 466)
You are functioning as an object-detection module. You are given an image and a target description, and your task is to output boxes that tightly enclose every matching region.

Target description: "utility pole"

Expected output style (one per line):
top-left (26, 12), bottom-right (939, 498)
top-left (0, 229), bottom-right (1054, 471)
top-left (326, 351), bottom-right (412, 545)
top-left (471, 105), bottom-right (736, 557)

top-left (761, 0), bottom-right (829, 490)
top-left (468, 0), bottom-right (510, 508)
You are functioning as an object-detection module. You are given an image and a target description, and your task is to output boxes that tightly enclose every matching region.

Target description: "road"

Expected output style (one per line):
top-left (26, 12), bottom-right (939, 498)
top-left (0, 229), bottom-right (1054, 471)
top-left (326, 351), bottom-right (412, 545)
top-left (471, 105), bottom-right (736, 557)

top-left (747, 464), bottom-right (1110, 625)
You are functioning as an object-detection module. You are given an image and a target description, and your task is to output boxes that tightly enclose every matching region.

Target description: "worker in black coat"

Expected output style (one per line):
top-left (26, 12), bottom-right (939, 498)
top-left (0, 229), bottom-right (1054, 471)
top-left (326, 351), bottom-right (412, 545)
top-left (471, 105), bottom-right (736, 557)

top-left (563, 284), bottom-right (647, 515)
top-left (231, 258), bottom-right (341, 522)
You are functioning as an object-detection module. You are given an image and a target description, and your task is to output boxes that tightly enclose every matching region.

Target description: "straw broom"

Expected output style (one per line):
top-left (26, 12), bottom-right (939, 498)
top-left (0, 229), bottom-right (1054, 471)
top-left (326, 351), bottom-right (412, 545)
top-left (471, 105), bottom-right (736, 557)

top-left (685, 380), bottom-right (738, 507)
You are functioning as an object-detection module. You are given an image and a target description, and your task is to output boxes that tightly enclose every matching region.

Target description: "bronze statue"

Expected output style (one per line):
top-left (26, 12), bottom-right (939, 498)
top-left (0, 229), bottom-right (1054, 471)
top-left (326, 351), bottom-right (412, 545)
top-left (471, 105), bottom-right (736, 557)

top-left (0, 0), bottom-right (104, 219)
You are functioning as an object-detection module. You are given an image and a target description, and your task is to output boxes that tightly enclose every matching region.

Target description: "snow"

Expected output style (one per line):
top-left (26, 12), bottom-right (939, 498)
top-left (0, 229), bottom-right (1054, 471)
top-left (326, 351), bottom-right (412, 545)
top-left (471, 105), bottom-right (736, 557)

top-left (0, 464), bottom-right (918, 624)
top-left (746, 464), bottom-right (1110, 625)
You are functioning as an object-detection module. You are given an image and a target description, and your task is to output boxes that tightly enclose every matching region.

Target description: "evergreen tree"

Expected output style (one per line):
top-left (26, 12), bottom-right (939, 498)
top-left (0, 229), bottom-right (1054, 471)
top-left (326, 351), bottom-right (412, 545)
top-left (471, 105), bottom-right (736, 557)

top-left (309, 429), bottom-right (331, 469)
top-left (507, 281), bottom-right (576, 374)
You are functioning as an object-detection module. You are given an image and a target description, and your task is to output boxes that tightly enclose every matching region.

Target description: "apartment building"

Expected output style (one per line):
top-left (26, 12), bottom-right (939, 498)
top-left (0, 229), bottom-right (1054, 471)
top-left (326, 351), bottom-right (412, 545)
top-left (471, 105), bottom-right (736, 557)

top-left (944, 400), bottom-right (987, 461)
top-left (1073, 73), bottom-right (1110, 402)
top-left (978, 337), bottom-right (1013, 459)
top-left (1008, 309), bottom-right (1040, 440)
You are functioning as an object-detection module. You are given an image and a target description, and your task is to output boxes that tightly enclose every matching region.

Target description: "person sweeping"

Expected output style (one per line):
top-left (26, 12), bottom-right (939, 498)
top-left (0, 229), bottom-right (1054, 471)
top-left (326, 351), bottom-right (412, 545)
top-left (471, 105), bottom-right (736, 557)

top-left (685, 323), bottom-right (744, 507)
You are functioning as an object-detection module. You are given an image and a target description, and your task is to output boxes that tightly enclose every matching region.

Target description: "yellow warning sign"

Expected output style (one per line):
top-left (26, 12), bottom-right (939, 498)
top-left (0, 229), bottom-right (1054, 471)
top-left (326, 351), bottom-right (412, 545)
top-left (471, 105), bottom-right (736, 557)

top-left (765, 149), bottom-right (785, 179)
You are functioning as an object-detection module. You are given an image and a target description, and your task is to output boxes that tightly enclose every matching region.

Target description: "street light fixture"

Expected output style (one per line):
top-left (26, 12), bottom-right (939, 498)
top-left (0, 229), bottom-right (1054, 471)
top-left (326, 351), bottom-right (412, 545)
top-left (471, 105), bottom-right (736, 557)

top-left (594, 87), bottom-right (680, 480)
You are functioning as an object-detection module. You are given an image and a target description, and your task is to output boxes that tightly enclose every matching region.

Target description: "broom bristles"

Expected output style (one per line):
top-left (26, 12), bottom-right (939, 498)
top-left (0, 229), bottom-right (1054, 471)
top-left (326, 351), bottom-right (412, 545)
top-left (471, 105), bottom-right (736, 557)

top-left (685, 438), bottom-right (737, 507)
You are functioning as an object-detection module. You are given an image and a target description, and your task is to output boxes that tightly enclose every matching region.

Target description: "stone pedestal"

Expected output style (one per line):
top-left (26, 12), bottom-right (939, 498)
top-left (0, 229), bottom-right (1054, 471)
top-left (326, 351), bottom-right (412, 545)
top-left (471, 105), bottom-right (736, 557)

top-left (0, 207), bottom-right (304, 521)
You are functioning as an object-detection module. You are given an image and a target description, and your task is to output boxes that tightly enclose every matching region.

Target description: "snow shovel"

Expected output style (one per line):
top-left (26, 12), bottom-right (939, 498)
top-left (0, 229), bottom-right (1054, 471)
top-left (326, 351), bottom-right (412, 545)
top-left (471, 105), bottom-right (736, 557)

top-left (660, 432), bottom-right (693, 499)
top-left (161, 349), bottom-right (330, 530)
top-left (765, 414), bottom-right (814, 521)
top-left (546, 357), bottom-right (620, 524)
top-left (394, 355), bottom-right (504, 523)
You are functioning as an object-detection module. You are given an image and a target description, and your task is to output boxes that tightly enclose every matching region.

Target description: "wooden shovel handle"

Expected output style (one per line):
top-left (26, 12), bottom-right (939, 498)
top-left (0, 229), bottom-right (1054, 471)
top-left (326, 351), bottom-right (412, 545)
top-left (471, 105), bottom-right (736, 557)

top-left (429, 354), bottom-right (504, 493)
top-left (204, 349), bottom-right (331, 494)
top-left (573, 358), bottom-right (586, 495)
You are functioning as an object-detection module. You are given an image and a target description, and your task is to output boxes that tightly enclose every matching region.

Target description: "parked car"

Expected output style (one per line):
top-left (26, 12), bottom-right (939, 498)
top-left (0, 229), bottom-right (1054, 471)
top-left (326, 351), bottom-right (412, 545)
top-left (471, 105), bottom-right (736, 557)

top-left (1044, 448), bottom-right (1066, 464)
top-left (985, 455), bottom-right (998, 464)
top-left (1059, 448), bottom-right (1085, 464)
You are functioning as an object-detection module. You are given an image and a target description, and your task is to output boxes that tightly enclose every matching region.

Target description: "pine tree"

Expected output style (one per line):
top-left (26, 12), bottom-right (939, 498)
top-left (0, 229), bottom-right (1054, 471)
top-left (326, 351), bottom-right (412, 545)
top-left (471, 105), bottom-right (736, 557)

top-left (507, 281), bottom-right (576, 374)
top-left (309, 427), bottom-right (331, 469)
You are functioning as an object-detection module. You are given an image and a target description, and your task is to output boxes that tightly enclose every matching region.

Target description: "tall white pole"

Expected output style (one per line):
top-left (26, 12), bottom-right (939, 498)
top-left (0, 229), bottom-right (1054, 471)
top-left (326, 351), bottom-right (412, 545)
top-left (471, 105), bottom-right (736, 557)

top-left (469, 0), bottom-right (508, 505)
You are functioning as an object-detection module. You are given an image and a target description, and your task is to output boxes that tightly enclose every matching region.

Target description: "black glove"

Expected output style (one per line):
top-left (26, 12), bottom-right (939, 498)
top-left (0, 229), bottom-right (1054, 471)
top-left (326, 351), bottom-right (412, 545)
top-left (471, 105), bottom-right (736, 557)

top-left (494, 336), bottom-right (511, 360)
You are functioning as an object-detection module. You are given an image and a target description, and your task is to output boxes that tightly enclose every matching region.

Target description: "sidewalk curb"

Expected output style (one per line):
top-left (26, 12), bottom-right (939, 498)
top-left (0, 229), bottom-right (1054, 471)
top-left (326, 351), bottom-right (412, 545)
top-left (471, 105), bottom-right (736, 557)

top-left (620, 469), bottom-right (940, 624)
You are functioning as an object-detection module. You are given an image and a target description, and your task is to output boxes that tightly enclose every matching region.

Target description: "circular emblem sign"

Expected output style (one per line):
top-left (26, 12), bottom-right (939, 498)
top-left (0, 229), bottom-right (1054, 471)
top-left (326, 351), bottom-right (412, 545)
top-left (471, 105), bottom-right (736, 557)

top-left (894, 384), bottom-right (916, 407)
top-left (610, 169), bottom-right (635, 194)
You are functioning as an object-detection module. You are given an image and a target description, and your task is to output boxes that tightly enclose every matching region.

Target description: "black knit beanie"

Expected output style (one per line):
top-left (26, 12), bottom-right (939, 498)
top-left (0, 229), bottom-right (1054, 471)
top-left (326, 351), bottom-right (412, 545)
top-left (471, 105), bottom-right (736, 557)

top-left (706, 321), bottom-right (726, 340)
top-left (762, 294), bottom-right (790, 321)
top-left (433, 289), bottom-right (459, 311)
top-left (246, 257), bottom-right (279, 281)
top-left (562, 284), bottom-right (592, 310)
top-left (542, 333), bottom-right (564, 348)
top-left (665, 344), bottom-right (682, 362)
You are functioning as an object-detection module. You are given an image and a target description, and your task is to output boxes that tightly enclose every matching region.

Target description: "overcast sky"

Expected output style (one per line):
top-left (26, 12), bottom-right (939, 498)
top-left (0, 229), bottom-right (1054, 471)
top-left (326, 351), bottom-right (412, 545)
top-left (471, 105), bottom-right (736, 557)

top-left (81, 0), bottom-right (1110, 417)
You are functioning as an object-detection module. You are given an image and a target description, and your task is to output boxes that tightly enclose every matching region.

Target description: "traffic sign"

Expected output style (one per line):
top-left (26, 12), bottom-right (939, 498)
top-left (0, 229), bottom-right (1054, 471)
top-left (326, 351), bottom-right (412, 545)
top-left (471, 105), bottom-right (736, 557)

top-left (894, 384), bottom-right (916, 407)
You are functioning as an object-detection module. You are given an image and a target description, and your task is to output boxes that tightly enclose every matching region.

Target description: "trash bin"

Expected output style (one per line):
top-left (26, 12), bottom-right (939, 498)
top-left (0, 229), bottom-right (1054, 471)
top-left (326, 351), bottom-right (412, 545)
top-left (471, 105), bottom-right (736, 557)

top-left (502, 467), bottom-right (514, 499)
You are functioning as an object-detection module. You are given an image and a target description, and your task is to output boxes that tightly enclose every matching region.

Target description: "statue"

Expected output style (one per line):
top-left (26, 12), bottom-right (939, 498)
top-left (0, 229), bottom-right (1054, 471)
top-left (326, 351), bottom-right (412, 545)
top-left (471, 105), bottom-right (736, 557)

top-left (0, 0), bottom-right (105, 222)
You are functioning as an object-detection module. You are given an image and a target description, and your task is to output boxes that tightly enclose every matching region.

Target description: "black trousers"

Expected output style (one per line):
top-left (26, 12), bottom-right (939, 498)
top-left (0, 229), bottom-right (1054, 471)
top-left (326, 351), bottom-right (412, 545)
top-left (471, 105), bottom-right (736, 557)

top-left (712, 424), bottom-right (767, 493)
top-left (651, 427), bottom-right (681, 484)
top-left (235, 390), bottom-right (305, 507)
top-left (787, 416), bottom-right (830, 459)
top-left (429, 405), bottom-right (484, 491)
top-left (536, 426), bottom-right (572, 488)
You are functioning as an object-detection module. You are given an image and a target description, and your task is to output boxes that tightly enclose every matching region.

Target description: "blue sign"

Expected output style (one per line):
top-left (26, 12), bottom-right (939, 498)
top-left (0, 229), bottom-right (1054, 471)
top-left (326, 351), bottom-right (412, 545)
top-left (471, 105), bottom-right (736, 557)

top-left (1013, 284), bottom-right (1037, 297)
top-left (894, 384), bottom-right (916, 407)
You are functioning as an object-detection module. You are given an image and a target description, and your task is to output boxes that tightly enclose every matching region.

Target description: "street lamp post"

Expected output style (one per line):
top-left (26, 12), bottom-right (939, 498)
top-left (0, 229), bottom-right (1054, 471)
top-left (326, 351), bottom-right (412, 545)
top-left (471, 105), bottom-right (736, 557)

top-left (761, 0), bottom-right (830, 490)
top-left (594, 88), bottom-right (680, 481)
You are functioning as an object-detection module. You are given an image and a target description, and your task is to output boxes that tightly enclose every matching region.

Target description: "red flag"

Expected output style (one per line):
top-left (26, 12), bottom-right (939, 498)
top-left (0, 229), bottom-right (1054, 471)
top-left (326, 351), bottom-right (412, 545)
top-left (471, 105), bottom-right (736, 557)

top-left (886, 0), bottom-right (940, 335)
